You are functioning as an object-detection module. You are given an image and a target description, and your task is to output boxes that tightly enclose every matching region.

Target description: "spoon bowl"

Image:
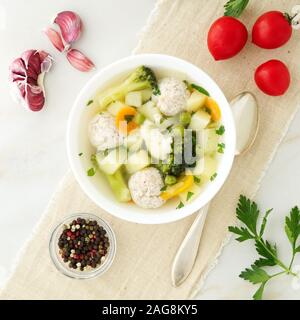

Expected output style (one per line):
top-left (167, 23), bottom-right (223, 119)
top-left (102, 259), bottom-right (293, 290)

top-left (231, 92), bottom-right (259, 156)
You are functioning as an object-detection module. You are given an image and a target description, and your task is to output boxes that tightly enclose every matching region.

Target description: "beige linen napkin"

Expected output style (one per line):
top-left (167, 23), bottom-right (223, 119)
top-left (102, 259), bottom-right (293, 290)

top-left (1, 0), bottom-right (300, 299)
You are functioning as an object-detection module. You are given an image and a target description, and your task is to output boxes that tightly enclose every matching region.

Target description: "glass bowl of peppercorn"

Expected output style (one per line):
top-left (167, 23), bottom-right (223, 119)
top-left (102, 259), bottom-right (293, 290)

top-left (49, 213), bottom-right (116, 279)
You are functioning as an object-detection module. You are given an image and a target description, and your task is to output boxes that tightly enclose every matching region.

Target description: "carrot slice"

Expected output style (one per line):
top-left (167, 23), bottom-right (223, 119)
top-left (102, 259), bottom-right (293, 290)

top-left (206, 97), bottom-right (221, 122)
top-left (161, 175), bottom-right (194, 201)
top-left (115, 106), bottom-right (138, 134)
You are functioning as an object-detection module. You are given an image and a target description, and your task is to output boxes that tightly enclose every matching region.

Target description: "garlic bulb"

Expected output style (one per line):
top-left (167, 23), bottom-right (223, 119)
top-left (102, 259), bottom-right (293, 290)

top-left (9, 50), bottom-right (53, 112)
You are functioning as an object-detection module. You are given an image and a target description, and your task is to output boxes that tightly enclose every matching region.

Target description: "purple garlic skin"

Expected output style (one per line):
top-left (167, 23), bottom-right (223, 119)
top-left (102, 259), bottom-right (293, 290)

top-left (9, 50), bottom-right (53, 112)
top-left (54, 11), bottom-right (82, 44)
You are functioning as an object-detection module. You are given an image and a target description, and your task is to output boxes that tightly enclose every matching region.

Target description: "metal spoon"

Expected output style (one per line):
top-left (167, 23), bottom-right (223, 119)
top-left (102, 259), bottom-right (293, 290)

top-left (171, 92), bottom-right (259, 287)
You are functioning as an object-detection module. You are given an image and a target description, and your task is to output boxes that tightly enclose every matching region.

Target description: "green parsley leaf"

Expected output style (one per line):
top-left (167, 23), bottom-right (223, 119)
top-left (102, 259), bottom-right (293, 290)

top-left (193, 176), bottom-right (201, 184)
top-left (87, 168), bottom-right (96, 176)
top-left (217, 143), bottom-right (225, 154)
top-left (254, 257), bottom-right (276, 268)
top-left (285, 206), bottom-right (300, 250)
top-left (90, 154), bottom-right (97, 167)
top-left (224, 0), bottom-right (249, 18)
top-left (186, 191), bottom-right (194, 202)
top-left (191, 83), bottom-right (210, 96)
top-left (216, 125), bottom-right (225, 136)
top-left (78, 152), bottom-right (83, 156)
top-left (86, 99), bottom-right (93, 106)
top-left (254, 239), bottom-right (277, 267)
top-left (183, 80), bottom-right (191, 90)
top-left (210, 173), bottom-right (217, 181)
top-left (176, 201), bottom-right (184, 209)
top-left (160, 185), bottom-right (167, 192)
top-left (259, 209), bottom-right (273, 237)
top-left (228, 226), bottom-right (254, 242)
top-left (236, 195), bottom-right (259, 236)
top-left (240, 265), bottom-right (270, 284)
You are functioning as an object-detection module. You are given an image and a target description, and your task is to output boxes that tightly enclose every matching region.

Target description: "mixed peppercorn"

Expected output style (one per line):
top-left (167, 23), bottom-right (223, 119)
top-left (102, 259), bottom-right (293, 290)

top-left (58, 217), bottom-right (109, 271)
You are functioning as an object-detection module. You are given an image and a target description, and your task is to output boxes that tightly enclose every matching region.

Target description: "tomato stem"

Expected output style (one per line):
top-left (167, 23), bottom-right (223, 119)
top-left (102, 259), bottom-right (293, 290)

top-left (284, 12), bottom-right (296, 25)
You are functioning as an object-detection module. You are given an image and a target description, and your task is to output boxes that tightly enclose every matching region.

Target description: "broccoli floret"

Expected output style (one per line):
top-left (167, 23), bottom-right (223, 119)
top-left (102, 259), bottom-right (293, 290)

top-left (137, 66), bottom-right (160, 95)
top-left (98, 66), bottom-right (159, 109)
top-left (170, 163), bottom-right (185, 176)
top-left (156, 154), bottom-right (185, 178)
top-left (155, 129), bottom-right (197, 177)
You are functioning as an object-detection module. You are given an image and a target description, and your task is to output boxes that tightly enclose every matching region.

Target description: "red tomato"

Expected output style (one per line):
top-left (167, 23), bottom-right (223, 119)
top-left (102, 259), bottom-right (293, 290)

top-left (207, 16), bottom-right (248, 60)
top-left (255, 60), bottom-right (290, 96)
top-left (252, 11), bottom-right (292, 49)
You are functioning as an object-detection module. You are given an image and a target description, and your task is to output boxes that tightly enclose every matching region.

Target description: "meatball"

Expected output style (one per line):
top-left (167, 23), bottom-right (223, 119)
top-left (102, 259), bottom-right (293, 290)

top-left (128, 167), bottom-right (165, 209)
top-left (156, 77), bottom-right (190, 116)
top-left (88, 112), bottom-right (123, 151)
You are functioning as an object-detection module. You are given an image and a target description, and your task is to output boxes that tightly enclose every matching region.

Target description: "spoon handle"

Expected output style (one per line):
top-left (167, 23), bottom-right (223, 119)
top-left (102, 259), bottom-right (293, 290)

top-left (171, 203), bottom-right (210, 287)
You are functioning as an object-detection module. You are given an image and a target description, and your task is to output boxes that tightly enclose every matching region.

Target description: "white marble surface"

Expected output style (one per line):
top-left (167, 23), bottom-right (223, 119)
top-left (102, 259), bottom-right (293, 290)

top-left (0, 0), bottom-right (300, 300)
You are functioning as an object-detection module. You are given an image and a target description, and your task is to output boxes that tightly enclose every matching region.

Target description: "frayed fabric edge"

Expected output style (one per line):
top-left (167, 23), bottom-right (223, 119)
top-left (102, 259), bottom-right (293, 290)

top-left (132, 0), bottom-right (167, 55)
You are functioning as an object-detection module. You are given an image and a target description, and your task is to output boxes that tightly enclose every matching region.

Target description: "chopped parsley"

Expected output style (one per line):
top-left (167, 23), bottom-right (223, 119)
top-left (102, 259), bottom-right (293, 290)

top-left (204, 107), bottom-right (211, 115)
top-left (217, 143), bottom-right (226, 154)
top-left (160, 185), bottom-right (167, 192)
top-left (183, 80), bottom-right (190, 89)
top-left (193, 176), bottom-right (201, 184)
top-left (78, 152), bottom-right (83, 157)
top-left (210, 173), bottom-right (218, 181)
top-left (216, 125), bottom-right (225, 135)
top-left (86, 99), bottom-right (93, 106)
top-left (176, 201), bottom-right (185, 209)
top-left (124, 114), bottom-right (134, 123)
top-left (90, 154), bottom-right (97, 166)
top-left (186, 191), bottom-right (194, 202)
top-left (87, 168), bottom-right (96, 176)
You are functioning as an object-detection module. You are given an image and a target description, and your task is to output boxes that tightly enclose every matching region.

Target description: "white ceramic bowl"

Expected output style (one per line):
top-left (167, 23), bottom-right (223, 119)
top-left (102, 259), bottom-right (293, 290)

top-left (67, 54), bottom-right (236, 224)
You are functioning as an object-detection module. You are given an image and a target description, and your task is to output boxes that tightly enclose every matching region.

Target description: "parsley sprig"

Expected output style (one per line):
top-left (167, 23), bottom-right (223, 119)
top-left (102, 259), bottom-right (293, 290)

top-left (224, 0), bottom-right (249, 18)
top-left (229, 195), bottom-right (300, 300)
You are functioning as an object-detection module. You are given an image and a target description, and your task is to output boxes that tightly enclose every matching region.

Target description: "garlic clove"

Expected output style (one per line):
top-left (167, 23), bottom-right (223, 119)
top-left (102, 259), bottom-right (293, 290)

top-left (9, 50), bottom-right (52, 112)
top-left (66, 48), bottom-right (95, 72)
top-left (44, 27), bottom-right (65, 52)
top-left (54, 11), bottom-right (82, 44)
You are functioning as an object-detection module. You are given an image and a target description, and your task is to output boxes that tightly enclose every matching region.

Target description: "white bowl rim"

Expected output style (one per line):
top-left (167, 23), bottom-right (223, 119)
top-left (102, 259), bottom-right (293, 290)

top-left (67, 54), bottom-right (236, 224)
